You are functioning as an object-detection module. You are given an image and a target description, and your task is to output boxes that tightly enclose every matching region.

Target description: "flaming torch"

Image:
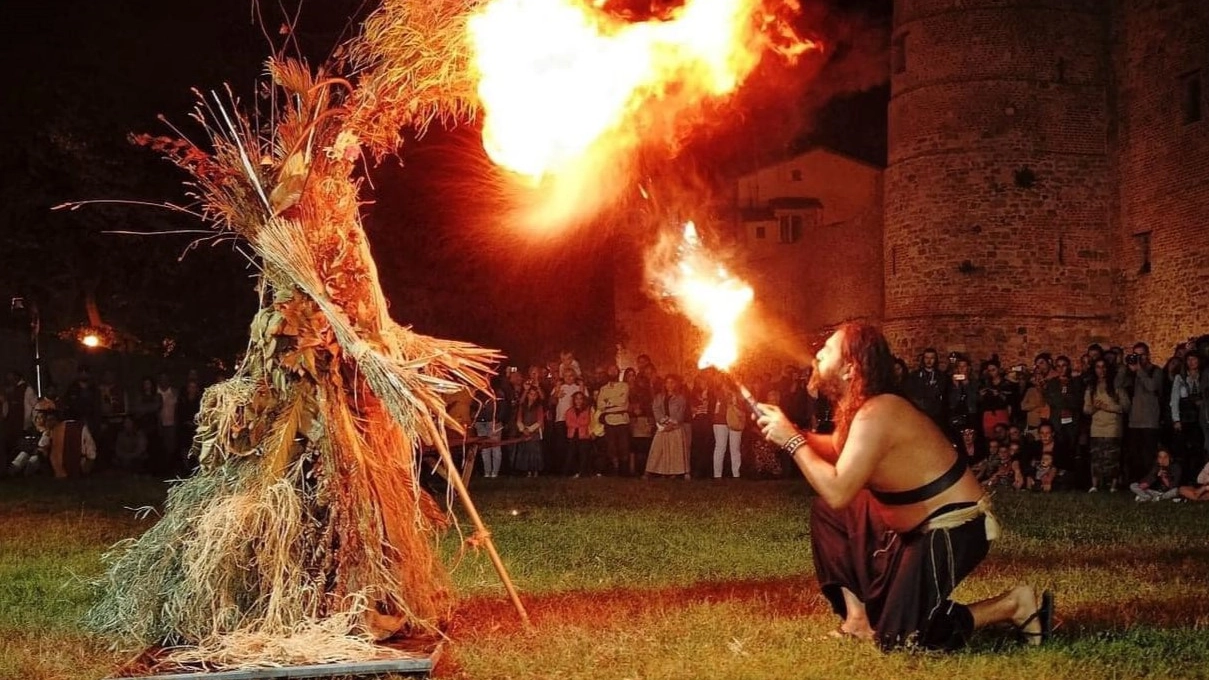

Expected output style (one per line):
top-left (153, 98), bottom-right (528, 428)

top-left (649, 221), bottom-right (764, 414)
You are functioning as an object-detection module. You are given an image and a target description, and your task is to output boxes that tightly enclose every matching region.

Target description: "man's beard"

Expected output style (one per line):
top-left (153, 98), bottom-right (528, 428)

top-left (809, 366), bottom-right (845, 401)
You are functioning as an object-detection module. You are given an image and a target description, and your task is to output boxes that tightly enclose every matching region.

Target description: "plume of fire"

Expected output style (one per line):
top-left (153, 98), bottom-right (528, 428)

top-left (468, 0), bottom-right (818, 229)
top-left (649, 221), bottom-right (754, 371)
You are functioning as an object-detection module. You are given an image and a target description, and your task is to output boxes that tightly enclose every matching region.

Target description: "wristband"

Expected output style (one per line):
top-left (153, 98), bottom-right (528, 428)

top-left (782, 433), bottom-right (807, 454)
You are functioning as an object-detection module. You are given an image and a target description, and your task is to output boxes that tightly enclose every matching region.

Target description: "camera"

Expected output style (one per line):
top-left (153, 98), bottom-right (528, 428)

top-left (1125, 353), bottom-right (1140, 365)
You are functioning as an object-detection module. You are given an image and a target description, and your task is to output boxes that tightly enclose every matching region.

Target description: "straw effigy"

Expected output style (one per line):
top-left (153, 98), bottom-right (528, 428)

top-left (86, 0), bottom-right (508, 671)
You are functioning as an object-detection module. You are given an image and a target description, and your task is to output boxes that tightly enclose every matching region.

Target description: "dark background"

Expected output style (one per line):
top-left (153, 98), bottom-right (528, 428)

top-left (0, 0), bottom-right (889, 371)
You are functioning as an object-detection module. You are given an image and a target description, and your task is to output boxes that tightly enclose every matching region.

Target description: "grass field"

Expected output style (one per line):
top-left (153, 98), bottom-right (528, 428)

top-left (2, 473), bottom-right (1208, 680)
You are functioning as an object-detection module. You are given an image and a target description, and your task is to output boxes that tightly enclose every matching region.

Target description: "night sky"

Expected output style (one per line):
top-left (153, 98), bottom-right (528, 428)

top-left (0, 0), bottom-right (889, 368)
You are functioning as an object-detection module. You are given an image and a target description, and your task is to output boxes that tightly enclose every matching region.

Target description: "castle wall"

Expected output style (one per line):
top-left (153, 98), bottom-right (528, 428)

top-left (884, 0), bottom-right (1117, 362)
top-left (1113, 0), bottom-right (1209, 355)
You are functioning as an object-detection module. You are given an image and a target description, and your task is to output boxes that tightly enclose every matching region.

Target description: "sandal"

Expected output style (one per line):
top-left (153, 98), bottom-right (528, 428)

top-left (1015, 590), bottom-right (1054, 645)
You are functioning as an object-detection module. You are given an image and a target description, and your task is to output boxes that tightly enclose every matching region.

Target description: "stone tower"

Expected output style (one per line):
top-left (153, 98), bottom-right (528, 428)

top-left (883, 0), bottom-right (1118, 363)
top-left (1112, 0), bottom-right (1209, 354)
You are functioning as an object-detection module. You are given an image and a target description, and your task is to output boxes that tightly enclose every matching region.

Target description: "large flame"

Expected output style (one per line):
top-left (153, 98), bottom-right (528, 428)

top-left (651, 221), bottom-right (754, 370)
top-left (468, 0), bottom-right (815, 228)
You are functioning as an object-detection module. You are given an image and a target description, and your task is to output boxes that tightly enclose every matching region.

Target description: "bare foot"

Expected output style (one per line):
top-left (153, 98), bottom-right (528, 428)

top-left (827, 618), bottom-right (875, 641)
top-left (1010, 585), bottom-right (1043, 645)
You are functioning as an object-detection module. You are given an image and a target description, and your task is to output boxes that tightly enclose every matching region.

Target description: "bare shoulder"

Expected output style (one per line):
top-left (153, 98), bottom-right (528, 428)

top-left (854, 393), bottom-right (917, 422)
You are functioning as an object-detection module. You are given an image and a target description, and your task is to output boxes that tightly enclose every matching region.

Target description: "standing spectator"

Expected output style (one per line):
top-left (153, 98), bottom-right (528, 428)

top-left (720, 387), bottom-right (745, 478)
top-left (1044, 356), bottom-right (1082, 451)
top-left (1129, 447), bottom-right (1182, 502)
top-left (129, 377), bottom-right (162, 472)
top-left (513, 386), bottom-right (545, 477)
top-left (946, 357), bottom-right (978, 438)
top-left (892, 358), bottom-right (909, 388)
top-left (177, 380), bottom-right (204, 473)
top-left (474, 379), bottom-right (504, 479)
top-left (96, 369), bottom-right (125, 467)
top-left (904, 348), bottom-right (947, 428)
top-left (63, 366), bottom-right (101, 446)
top-left (595, 363), bottom-right (631, 476)
top-left (628, 371), bottom-right (655, 475)
top-left (636, 354), bottom-right (658, 383)
top-left (1160, 356), bottom-right (1183, 450)
top-left (1170, 353), bottom-right (1205, 478)
top-left (782, 368), bottom-right (815, 430)
top-left (1019, 370), bottom-right (1050, 439)
top-left (978, 361), bottom-right (1015, 439)
top-left (1084, 358), bottom-right (1127, 492)
top-left (550, 368), bottom-right (582, 474)
top-left (501, 369), bottom-right (525, 474)
top-left (688, 373), bottom-right (716, 479)
top-left (1118, 342), bottom-right (1163, 482)
top-left (4, 372), bottom-right (38, 461)
top-left (645, 374), bottom-right (689, 479)
top-left (156, 373), bottom-right (179, 470)
top-left (563, 391), bottom-right (592, 477)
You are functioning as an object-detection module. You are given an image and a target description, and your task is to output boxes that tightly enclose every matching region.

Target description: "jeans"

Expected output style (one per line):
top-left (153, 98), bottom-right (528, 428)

top-left (474, 421), bottom-right (502, 477)
top-left (1129, 483), bottom-right (1179, 501)
top-left (712, 424), bottom-right (742, 477)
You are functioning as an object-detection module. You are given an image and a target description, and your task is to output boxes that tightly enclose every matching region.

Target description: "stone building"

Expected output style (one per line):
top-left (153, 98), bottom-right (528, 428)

top-left (618, 0), bottom-right (1208, 369)
top-left (885, 0), bottom-right (1207, 362)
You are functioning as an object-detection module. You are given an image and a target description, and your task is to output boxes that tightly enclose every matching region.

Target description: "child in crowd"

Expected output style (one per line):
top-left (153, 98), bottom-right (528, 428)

top-left (1130, 448), bottom-right (1182, 502)
top-left (1027, 452), bottom-right (1057, 492)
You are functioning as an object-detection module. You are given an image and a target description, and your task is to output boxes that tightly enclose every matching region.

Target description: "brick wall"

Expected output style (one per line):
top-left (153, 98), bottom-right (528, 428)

top-left (884, 0), bottom-right (1117, 360)
top-left (1113, 0), bottom-right (1209, 354)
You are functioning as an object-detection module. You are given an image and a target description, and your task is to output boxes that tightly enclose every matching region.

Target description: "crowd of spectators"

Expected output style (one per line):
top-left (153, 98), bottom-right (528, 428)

top-left (464, 336), bottom-right (1209, 504)
top-left (1, 365), bottom-right (211, 478)
top-left (6, 332), bottom-right (1208, 508)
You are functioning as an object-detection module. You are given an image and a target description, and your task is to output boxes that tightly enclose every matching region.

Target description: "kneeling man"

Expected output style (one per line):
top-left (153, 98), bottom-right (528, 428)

top-left (757, 322), bottom-right (1052, 650)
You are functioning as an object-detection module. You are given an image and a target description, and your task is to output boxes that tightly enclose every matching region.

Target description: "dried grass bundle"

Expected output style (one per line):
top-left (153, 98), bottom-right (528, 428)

top-left (88, 33), bottom-right (501, 669)
top-left (347, 0), bottom-right (486, 155)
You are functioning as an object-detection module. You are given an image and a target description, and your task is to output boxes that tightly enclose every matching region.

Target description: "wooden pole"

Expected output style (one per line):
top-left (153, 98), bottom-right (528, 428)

top-left (432, 435), bottom-right (532, 629)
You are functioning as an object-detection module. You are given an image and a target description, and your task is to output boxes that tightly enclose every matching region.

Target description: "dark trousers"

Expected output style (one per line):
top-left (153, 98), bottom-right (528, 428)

top-left (690, 416), bottom-right (714, 479)
top-left (563, 436), bottom-right (591, 475)
top-left (549, 421), bottom-right (567, 474)
top-left (811, 491), bottom-right (989, 651)
top-left (603, 423), bottom-right (630, 474)
top-left (1174, 422), bottom-right (1205, 479)
top-left (1125, 427), bottom-right (1160, 483)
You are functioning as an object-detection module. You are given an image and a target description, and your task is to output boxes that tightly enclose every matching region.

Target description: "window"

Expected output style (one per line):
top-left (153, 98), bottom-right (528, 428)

top-left (778, 215), bottom-right (803, 244)
top-left (755, 226), bottom-right (766, 239)
top-left (1182, 71), bottom-right (1203, 124)
top-left (1135, 231), bottom-right (1151, 275)
top-left (790, 169), bottom-right (802, 181)
top-left (892, 33), bottom-right (908, 75)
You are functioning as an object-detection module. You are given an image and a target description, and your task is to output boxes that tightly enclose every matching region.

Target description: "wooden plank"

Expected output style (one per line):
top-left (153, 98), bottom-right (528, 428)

top-left (116, 654), bottom-right (435, 680)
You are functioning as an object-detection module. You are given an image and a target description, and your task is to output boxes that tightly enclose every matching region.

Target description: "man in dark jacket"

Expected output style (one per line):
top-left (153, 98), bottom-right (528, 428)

top-left (905, 348), bottom-right (948, 428)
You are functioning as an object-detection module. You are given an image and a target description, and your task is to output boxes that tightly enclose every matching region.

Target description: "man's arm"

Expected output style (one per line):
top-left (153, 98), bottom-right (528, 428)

top-left (759, 401), bottom-right (883, 510)
top-left (804, 431), bottom-right (838, 463)
top-left (788, 404), bottom-right (884, 509)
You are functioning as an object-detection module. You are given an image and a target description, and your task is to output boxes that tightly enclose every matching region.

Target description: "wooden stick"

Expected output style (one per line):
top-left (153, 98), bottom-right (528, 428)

top-left (432, 435), bottom-right (532, 628)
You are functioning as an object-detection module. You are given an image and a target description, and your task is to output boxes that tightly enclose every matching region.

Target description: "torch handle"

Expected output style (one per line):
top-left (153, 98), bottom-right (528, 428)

top-left (738, 384), bottom-right (765, 417)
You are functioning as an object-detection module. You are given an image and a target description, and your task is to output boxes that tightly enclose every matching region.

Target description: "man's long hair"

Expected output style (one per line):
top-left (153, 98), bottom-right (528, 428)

top-left (832, 322), bottom-right (899, 445)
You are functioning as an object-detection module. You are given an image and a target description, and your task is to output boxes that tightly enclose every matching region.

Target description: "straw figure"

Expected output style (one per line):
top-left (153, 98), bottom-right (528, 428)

top-left (86, 0), bottom-right (511, 669)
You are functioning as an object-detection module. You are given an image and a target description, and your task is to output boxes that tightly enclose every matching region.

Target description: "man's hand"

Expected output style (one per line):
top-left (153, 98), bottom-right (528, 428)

top-left (756, 403), bottom-right (798, 449)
